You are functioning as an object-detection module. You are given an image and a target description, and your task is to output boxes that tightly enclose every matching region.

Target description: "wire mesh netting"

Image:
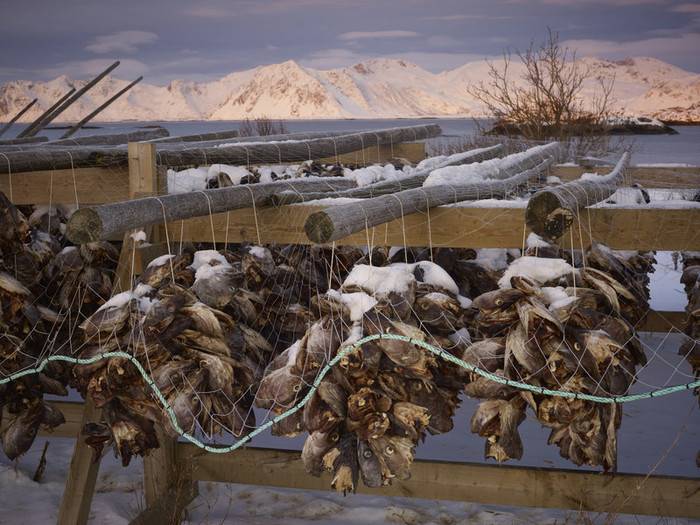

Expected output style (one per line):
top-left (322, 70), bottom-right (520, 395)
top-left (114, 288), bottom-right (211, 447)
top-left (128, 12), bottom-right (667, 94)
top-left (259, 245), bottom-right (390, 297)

top-left (0, 136), bottom-right (698, 496)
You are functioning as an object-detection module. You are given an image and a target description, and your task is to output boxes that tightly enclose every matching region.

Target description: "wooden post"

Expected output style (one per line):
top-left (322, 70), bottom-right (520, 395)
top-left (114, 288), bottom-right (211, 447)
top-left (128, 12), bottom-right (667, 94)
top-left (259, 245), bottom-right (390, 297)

top-left (56, 400), bottom-right (103, 525)
top-left (57, 140), bottom-right (160, 525)
top-left (128, 140), bottom-right (199, 521)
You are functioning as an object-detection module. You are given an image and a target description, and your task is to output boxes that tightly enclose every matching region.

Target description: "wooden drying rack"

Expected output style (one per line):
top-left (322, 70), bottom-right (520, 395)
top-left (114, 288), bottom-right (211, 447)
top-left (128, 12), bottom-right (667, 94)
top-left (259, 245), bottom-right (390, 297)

top-left (1, 140), bottom-right (699, 524)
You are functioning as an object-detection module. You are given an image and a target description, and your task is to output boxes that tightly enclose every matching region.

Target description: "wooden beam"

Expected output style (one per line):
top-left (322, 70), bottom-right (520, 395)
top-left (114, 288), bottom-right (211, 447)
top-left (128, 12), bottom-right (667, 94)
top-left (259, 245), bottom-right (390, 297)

top-left (60, 76), bottom-right (143, 139)
top-left (0, 166), bottom-right (129, 205)
top-left (56, 398), bottom-right (102, 525)
top-left (180, 445), bottom-right (700, 520)
top-left (317, 141), bottom-right (427, 165)
top-left (552, 165), bottom-right (700, 189)
top-left (640, 310), bottom-right (687, 333)
top-left (305, 159), bottom-right (552, 244)
top-left (527, 152), bottom-right (629, 240)
top-left (161, 203), bottom-right (700, 251)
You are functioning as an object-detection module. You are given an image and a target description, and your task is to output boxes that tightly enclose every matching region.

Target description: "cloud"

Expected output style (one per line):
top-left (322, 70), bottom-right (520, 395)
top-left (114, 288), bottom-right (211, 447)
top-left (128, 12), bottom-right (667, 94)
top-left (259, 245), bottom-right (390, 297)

top-left (85, 31), bottom-right (158, 54)
top-left (423, 14), bottom-right (512, 20)
top-left (426, 35), bottom-right (464, 48)
top-left (538, 0), bottom-right (664, 4)
top-left (338, 30), bottom-right (420, 41)
top-left (183, 6), bottom-right (236, 17)
top-left (671, 3), bottom-right (700, 13)
top-left (41, 58), bottom-right (149, 79)
top-left (563, 32), bottom-right (700, 62)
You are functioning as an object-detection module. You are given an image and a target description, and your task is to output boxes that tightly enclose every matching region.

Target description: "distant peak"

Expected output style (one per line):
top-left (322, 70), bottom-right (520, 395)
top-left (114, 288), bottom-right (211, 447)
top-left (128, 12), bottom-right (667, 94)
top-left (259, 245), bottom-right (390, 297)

top-left (350, 58), bottom-right (416, 75)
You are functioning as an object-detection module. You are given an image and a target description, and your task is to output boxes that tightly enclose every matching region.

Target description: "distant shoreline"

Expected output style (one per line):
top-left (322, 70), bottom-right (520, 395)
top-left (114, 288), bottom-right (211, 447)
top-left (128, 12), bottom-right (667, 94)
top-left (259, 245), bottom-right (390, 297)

top-left (6, 117), bottom-right (700, 126)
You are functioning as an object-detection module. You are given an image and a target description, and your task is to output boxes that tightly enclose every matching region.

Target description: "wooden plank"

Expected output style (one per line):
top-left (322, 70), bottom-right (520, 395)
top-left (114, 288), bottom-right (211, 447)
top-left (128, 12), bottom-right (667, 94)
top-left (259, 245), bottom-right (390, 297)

top-left (552, 165), bottom-right (700, 189)
top-left (140, 427), bottom-right (198, 524)
top-left (128, 142), bottom-right (159, 198)
top-left (0, 166), bottom-right (129, 205)
top-left (161, 204), bottom-right (700, 251)
top-left (639, 310), bottom-right (687, 333)
top-left (180, 445), bottom-right (700, 519)
top-left (318, 141), bottom-right (426, 165)
top-left (56, 398), bottom-right (101, 525)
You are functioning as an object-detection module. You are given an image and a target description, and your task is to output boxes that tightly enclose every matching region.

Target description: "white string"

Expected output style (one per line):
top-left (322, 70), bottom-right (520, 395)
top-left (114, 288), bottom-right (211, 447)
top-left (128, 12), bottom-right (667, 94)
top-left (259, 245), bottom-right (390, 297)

top-left (0, 153), bottom-right (13, 201)
top-left (67, 151), bottom-right (79, 209)
top-left (196, 191), bottom-right (218, 249)
top-left (244, 184), bottom-right (262, 245)
top-left (152, 196), bottom-right (176, 282)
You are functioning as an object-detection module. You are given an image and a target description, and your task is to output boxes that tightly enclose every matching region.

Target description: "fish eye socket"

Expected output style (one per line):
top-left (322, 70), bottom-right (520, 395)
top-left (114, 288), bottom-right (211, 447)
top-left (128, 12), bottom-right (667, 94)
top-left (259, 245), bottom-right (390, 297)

top-left (574, 342), bottom-right (581, 351)
top-left (495, 299), bottom-right (503, 306)
top-left (293, 384), bottom-right (301, 392)
top-left (363, 449), bottom-right (373, 459)
top-left (331, 433), bottom-right (339, 442)
top-left (385, 445), bottom-right (395, 455)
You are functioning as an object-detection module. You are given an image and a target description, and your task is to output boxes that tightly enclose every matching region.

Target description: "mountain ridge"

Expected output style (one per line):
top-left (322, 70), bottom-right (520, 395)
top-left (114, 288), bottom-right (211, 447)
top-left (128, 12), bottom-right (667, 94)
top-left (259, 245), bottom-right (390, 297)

top-left (1, 56), bottom-right (699, 123)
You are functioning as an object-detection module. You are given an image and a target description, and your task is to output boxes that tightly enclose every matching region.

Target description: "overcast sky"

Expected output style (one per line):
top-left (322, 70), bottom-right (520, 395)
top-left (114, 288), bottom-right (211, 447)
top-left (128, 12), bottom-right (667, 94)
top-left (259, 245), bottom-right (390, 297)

top-left (1, 0), bottom-right (699, 84)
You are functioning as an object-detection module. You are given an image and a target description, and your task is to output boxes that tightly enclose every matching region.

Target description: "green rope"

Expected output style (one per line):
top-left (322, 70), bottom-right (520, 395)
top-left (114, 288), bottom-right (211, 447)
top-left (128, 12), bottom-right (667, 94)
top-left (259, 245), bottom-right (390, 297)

top-left (2, 333), bottom-right (698, 454)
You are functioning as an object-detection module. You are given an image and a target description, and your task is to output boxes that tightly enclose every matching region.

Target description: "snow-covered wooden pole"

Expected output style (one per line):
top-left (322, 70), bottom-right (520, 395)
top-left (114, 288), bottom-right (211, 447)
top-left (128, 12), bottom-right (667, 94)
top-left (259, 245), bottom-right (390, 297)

top-left (304, 157), bottom-right (554, 244)
top-left (272, 144), bottom-right (505, 205)
top-left (65, 177), bottom-right (358, 243)
top-left (47, 128), bottom-right (169, 146)
top-left (525, 151), bottom-right (630, 240)
top-left (0, 124), bottom-right (440, 174)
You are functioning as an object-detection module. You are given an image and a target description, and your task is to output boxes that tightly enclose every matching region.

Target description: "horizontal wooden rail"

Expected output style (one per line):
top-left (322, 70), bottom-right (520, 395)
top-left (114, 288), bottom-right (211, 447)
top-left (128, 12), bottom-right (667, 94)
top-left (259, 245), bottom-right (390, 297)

top-left (552, 165), bottom-right (700, 189)
top-left (179, 445), bottom-right (700, 519)
top-left (37, 419), bottom-right (700, 519)
top-left (0, 167), bottom-right (130, 205)
top-left (3, 162), bottom-right (696, 207)
top-left (159, 203), bottom-right (700, 251)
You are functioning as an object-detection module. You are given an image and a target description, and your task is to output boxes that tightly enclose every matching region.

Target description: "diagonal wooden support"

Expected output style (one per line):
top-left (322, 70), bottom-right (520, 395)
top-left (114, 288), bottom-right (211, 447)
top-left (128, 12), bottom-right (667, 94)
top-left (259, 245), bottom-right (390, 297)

top-left (57, 141), bottom-right (162, 525)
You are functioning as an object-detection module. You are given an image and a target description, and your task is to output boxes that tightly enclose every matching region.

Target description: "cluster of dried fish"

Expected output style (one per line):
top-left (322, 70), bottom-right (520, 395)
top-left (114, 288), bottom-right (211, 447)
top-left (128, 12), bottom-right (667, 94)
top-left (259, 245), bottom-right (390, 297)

top-left (0, 271), bottom-right (68, 459)
top-left (0, 193), bottom-right (69, 459)
top-left (465, 242), bottom-right (651, 471)
top-left (0, 192), bottom-right (122, 460)
top-left (75, 244), bottom-right (358, 464)
top-left (256, 258), bottom-right (472, 493)
top-left (680, 252), bottom-right (700, 399)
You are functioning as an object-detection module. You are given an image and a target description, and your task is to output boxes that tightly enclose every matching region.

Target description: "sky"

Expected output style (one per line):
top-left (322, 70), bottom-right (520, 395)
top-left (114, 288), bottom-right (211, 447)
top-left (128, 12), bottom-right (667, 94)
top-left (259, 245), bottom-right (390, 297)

top-left (0, 0), bottom-right (699, 84)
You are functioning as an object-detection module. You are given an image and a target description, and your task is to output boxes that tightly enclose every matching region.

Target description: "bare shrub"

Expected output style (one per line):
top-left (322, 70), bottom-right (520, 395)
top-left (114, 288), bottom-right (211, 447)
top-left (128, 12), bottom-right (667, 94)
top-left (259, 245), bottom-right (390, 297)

top-left (468, 29), bottom-right (625, 160)
top-left (238, 117), bottom-right (289, 137)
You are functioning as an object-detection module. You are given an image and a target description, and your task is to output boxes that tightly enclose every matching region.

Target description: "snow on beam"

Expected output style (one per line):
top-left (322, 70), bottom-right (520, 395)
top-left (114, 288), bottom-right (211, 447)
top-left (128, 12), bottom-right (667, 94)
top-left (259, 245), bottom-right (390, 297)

top-left (526, 152), bottom-right (629, 240)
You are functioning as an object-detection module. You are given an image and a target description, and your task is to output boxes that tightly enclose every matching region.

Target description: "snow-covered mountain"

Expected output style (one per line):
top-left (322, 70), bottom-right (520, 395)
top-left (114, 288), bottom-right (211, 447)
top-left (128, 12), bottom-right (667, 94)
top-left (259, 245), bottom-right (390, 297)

top-left (2, 57), bottom-right (699, 122)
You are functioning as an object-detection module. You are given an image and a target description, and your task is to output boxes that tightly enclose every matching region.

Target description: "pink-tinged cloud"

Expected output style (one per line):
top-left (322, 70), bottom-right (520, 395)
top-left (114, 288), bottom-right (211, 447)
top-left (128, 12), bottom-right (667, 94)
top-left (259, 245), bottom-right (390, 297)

top-left (85, 31), bottom-right (158, 54)
top-left (338, 30), bottom-right (420, 41)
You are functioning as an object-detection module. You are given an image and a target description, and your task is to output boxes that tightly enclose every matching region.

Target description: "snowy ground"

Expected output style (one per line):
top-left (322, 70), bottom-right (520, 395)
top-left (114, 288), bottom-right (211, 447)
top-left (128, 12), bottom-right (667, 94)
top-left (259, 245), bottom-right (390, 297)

top-left (0, 251), bottom-right (698, 524)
